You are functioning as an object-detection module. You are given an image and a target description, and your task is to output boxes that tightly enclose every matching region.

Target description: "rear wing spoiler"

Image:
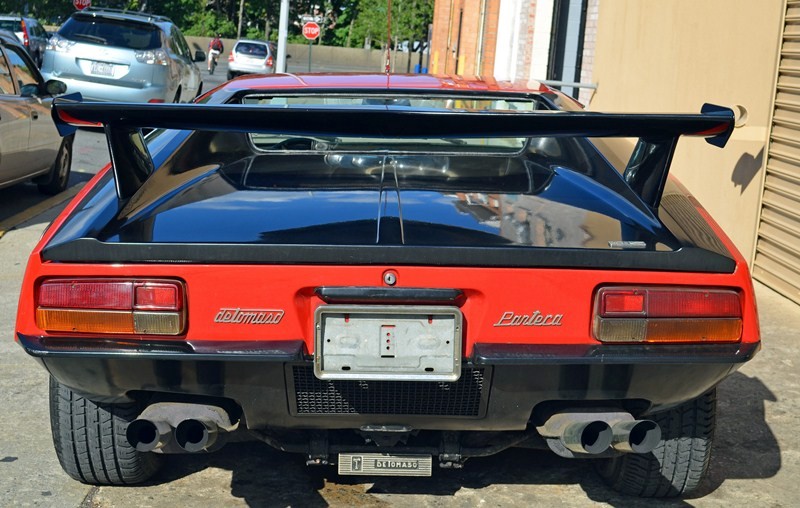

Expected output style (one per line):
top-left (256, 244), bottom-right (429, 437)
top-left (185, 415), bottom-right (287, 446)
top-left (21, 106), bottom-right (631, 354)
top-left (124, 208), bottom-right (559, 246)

top-left (52, 97), bottom-right (735, 209)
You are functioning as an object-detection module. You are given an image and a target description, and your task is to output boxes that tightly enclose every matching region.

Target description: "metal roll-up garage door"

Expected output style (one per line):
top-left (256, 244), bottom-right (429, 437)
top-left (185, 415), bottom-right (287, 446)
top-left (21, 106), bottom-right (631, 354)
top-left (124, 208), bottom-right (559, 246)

top-left (754, 0), bottom-right (800, 304)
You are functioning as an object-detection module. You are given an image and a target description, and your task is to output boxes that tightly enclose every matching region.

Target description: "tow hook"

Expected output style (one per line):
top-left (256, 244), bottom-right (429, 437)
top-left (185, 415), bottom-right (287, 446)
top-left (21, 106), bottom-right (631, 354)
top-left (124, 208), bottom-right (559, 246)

top-left (306, 430), bottom-right (330, 466)
top-left (438, 431), bottom-right (464, 469)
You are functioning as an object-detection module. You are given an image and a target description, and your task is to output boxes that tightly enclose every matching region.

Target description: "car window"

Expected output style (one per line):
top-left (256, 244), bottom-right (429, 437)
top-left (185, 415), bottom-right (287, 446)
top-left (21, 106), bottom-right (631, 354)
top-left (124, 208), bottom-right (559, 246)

top-left (235, 42), bottom-right (268, 57)
top-left (0, 20), bottom-right (21, 32)
top-left (241, 94), bottom-right (539, 152)
top-left (171, 28), bottom-right (190, 58)
top-left (4, 46), bottom-right (38, 89)
top-left (0, 49), bottom-right (15, 94)
top-left (59, 15), bottom-right (161, 50)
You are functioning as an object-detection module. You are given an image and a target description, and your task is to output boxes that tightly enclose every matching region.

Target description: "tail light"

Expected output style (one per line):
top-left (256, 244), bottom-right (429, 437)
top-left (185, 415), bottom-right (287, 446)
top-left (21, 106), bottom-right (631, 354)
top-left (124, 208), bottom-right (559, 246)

top-left (134, 49), bottom-right (169, 65)
top-left (228, 52), bottom-right (234, 62)
top-left (20, 19), bottom-right (29, 47)
top-left (266, 55), bottom-right (274, 67)
top-left (36, 278), bottom-right (186, 336)
top-left (47, 33), bottom-right (76, 53)
top-left (593, 287), bottom-right (742, 343)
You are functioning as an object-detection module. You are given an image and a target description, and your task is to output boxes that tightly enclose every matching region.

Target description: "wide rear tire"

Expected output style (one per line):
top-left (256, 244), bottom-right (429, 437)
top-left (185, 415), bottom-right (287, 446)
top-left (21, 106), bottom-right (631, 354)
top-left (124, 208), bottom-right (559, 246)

top-left (49, 377), bottom-right (160, 485)
top-left (595, 389), bottom-right (716, 497)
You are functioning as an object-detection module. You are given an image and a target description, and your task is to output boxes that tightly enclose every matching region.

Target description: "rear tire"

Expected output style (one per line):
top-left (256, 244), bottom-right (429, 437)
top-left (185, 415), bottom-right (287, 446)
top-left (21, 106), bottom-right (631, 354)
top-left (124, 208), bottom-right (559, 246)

top-left (49, 377), bottom-right (160, 485)
top-left (595, 389), bottom-right (716, 497)
top-left (37, 135), bottom-right (73, 195)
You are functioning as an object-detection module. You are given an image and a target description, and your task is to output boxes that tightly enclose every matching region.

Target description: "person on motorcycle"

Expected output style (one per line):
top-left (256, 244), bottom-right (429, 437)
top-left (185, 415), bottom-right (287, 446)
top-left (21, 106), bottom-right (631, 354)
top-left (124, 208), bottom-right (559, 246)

top-left (208, 34), bottom-right (224, 72)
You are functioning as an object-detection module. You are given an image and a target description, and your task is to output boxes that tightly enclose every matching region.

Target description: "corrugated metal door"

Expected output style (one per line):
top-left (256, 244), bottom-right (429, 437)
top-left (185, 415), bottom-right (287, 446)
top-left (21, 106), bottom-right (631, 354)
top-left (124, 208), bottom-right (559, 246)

top-left (754, 0), bottom-right (800, 304)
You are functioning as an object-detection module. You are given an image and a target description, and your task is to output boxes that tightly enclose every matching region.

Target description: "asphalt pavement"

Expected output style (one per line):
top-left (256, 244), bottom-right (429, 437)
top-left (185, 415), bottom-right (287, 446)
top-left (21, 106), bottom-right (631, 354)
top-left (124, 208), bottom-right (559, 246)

top-left (0, 67), bottom-right (798, 506)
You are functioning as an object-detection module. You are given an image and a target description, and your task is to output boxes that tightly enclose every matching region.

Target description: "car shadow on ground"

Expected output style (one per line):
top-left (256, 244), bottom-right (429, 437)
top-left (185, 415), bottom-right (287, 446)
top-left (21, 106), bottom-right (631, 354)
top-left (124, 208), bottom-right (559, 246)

top-left (139, 371), bottom-right (780, 506)
top-left (0, 173), bottom-right (93, 227)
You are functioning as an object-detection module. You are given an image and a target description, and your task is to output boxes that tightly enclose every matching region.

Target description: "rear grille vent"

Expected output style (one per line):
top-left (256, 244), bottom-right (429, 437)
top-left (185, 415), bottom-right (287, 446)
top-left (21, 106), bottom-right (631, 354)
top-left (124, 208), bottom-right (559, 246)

top-left (291, 366), bottom-right (486, 417)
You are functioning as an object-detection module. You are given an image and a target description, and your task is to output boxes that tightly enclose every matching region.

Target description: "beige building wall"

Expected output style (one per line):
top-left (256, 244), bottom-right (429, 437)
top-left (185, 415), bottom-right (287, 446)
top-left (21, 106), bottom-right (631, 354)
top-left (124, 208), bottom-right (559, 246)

top-left (589, 0), bottom-right (784, 260)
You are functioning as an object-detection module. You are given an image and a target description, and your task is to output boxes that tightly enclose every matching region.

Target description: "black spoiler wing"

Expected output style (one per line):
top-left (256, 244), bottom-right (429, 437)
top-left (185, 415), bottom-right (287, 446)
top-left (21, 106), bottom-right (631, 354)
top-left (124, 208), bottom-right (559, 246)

top-left (53, 97), bottom-right (734, 208)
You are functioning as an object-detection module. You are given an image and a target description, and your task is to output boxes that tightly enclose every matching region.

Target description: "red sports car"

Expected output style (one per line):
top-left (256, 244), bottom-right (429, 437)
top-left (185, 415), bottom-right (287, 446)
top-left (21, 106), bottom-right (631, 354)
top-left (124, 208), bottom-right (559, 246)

top-left (15, 74), bottom-right (760, 498)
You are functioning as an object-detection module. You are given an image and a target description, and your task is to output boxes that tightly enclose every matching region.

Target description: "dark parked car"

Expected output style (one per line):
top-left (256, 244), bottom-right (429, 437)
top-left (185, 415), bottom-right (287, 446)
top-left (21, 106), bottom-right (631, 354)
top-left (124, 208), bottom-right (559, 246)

top-left (15, 74), bottom-right (760, 498)
top-left (0, 15), bottom-right (47, 66)
top-left (0, 30), bottom-right (71, 194)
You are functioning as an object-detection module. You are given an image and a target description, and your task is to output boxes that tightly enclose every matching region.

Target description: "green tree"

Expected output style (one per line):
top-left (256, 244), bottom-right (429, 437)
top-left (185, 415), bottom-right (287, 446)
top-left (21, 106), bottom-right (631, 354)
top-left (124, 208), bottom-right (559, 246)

top-left (348, 0), bottom-right (431, 50)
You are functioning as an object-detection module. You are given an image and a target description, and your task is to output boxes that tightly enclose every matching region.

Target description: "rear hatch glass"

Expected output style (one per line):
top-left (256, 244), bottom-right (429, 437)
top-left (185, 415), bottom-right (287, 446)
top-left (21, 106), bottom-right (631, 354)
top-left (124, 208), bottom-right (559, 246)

top-left (0, 20), bottom-right (21, 32)
top-left (59, 15), bottom-right (161, 50)
top-left (235, 42), bottom-right (268, 57)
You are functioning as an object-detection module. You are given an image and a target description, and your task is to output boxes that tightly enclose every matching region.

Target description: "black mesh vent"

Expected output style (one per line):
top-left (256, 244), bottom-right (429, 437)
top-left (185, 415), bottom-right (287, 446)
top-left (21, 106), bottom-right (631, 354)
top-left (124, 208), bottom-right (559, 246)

top-left (292, 366), bottom-right (485, 416)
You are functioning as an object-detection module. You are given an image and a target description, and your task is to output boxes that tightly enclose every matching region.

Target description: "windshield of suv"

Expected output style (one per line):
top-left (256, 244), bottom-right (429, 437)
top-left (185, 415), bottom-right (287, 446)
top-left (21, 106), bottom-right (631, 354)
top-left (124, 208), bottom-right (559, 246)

top-left (59, 15), bottom-right (161, 50)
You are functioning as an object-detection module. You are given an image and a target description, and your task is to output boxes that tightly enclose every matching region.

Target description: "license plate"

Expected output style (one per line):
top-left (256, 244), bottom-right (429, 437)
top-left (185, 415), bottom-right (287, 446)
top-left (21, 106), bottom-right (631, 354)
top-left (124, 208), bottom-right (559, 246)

top-left (338, 453), bottom-right (432, 477)
top-left (314, 305), bottom-right (462, 381)
top-left (90, 61), bottom-right (114, 76)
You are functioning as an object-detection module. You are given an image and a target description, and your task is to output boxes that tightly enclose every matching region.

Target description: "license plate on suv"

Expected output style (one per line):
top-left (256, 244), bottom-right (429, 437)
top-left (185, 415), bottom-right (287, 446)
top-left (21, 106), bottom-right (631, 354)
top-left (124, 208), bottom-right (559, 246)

top-left (314, 305), bottom-right (462, 381)
top-left (90, 61), bottom-right (114, 77)
top-left (338, 453), bottom-right (432, 477)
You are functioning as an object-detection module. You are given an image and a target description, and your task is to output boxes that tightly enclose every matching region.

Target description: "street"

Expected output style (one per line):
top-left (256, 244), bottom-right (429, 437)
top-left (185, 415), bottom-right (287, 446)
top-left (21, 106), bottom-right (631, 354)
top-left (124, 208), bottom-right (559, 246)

top-left (0, 69), bottom-right (798, 507)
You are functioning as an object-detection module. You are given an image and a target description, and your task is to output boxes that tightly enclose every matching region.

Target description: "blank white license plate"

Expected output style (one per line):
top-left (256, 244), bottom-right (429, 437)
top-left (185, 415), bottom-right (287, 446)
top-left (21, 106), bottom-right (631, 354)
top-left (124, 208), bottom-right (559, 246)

top-left (314, 305), bottom-right (462, 381)
top-left (90, 61), bottom-right (114, 76)
top-left (338, 453), bottom-right (432, 477)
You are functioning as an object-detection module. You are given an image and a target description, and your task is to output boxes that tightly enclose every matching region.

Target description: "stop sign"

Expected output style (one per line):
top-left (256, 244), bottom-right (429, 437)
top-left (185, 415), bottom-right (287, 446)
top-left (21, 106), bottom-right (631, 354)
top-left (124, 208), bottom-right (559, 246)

top-left (302, 22), bottom-right (320, 40)
top-left (73, 0), bottom-right (91, 10)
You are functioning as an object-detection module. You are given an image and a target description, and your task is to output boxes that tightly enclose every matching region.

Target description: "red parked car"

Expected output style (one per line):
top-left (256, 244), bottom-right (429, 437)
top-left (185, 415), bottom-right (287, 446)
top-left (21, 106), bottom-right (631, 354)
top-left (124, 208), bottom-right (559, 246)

top-left (15, 74), bottom-right (760, 498)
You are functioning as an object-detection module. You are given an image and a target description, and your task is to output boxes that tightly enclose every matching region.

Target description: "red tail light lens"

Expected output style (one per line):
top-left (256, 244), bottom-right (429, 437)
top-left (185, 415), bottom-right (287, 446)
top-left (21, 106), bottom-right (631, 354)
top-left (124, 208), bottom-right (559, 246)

top-left (593, 287), bottom-right (742, 343)
top-left (39, 280), bottom-right (134, 310)
top-left (266, 55), bottom-right (274, 67)
top-left (21, 20), bottom-right (29, 46)
top-left (228, 52), bottom-right (234, 62)
top-left (135, 283), bottom-right (181, 310)
top-left (36, 278), bottom-right (185, 335)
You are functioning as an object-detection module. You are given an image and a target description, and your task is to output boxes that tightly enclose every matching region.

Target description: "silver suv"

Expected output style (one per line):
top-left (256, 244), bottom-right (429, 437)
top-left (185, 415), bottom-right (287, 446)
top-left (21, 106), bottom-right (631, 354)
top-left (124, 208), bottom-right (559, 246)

top-left (41, 8), bottom-right (205, 103)
top-left (0, 15), bottom-right (47, 66)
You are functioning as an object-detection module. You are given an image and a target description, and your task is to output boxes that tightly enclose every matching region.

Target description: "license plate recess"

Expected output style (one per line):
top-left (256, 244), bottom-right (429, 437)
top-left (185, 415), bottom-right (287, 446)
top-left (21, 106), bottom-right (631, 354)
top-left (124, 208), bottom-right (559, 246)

top-left (338, 453), bottom-right (432, 477)
top-left (314, 305), bottom-right (462, 381)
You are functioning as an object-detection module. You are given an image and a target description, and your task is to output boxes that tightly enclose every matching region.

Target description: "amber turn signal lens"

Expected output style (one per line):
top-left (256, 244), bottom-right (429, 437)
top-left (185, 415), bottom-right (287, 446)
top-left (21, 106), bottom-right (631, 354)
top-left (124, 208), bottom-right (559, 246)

top-left (36, 309), bottom-right (136, 334)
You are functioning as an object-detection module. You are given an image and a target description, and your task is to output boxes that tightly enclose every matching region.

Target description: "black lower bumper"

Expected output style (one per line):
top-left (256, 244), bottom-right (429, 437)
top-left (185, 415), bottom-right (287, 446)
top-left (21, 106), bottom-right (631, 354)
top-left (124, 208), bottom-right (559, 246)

top-left (20, 334), bottom-right (759, 431)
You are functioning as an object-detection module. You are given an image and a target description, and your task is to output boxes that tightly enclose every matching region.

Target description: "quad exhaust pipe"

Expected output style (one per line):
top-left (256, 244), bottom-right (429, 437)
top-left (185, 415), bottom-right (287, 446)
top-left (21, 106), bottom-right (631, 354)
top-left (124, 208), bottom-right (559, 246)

top-left (538, 412), bottom-right (661, 457)
top-left (126, 403), bottom-right (235, 454)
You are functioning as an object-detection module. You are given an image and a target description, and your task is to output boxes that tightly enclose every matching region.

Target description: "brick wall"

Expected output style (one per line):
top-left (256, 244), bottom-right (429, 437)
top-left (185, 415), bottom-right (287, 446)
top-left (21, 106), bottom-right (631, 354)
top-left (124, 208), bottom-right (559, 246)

top-left (519, 0), bottom-right (537, 80)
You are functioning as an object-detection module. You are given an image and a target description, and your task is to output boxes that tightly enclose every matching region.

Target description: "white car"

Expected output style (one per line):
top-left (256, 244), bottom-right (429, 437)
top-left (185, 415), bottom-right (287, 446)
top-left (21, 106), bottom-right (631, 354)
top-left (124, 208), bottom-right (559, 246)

top-left (227, 39), bottom-right (277, 80)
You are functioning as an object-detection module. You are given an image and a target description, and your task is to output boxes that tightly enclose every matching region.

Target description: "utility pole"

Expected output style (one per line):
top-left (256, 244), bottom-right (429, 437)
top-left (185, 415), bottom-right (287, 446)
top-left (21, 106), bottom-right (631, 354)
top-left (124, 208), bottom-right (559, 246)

top-left (277, 0), bottom-right (290, 72)
top-left (237, 0), bottom-right (245, 38)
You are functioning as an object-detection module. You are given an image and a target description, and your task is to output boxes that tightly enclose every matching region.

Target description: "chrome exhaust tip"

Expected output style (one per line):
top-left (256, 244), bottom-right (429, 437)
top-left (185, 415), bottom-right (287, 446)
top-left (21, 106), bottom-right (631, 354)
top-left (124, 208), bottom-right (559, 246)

top-left (175, 419), bottom-right (218, 453)
top-left (611, 419), bottom-right (662, 454)
top-left (126, 419), bottom-right (172, 452)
